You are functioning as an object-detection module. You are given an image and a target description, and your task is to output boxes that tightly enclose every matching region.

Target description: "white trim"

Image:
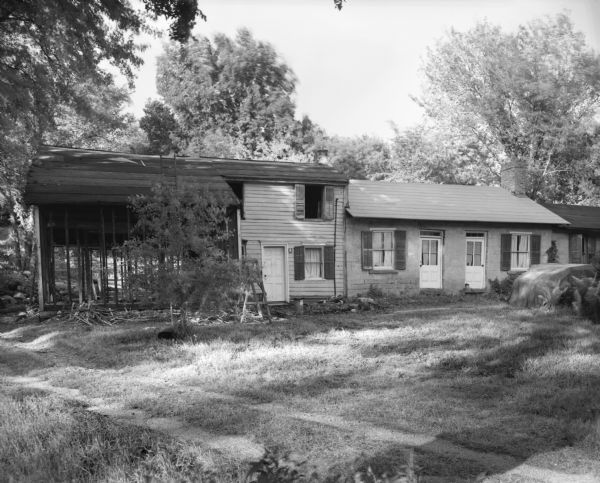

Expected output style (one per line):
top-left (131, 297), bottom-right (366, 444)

top-left (261, 244), bottom-right (289, 303)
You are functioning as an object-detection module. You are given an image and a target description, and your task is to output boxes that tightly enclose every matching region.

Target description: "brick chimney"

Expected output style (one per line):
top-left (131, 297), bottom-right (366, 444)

top-left (500, 159), bottom-right (528, 197)
top-left (312, 149), bottom-right (329, 165)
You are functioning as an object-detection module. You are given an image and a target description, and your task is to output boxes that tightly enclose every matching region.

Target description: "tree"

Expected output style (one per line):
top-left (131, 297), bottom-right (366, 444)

top-left (418, 13), bottom-right (600, 203)
top-left (127, 182), bottom-right (253, 330)
top-left (324, 135), bottom-right (394, 179)
top-left (156, 29), bottom-right (300, 157)
top-left (139, 100), bottom-right (181, 154)
top-left (0, 0), bottom-right (201, 270)
top-left (388, 123), bottom-right (498, 185)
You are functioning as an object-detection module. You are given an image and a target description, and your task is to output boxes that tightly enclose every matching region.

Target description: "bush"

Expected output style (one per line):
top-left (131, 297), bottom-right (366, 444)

top-left (489, 272), bottom-right (522, 300)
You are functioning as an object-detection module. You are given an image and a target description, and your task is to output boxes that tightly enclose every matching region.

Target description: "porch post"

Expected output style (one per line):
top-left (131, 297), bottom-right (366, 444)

top-left (33, 206), bottom-right (45, 311)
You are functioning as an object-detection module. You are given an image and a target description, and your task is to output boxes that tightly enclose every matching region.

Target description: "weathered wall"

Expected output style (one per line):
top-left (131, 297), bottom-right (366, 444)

top-left (346, 217), bottom-right (557, 295)
top-left (241, 183), bottom-right (345, 300)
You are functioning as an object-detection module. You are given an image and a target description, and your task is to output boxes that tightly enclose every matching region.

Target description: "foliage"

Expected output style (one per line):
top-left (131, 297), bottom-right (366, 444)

top-left (139, 100), bottom-right (181, 154)
top-left (545, 240), bottom-right (559, 263)
top-left (325, 135), bottom-right (393, 179)
top-left (0, 0), bottom-right (201, 272)
top-left (246, 448), bottom-right (314, 483)
top-left (489, 273), bottom-right (522, 300)
top-left (417, 13), bottom-right (600, 203)
top-left (127, 182), bottom-right (241, 317)
top-left (157, 29), bottom-right (321, 158)
top-left (388, 123), bottom-right (498, 185)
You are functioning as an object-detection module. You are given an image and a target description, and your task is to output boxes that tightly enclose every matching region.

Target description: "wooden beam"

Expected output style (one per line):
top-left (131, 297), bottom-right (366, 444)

top-left (100, 208), bottom-right (108, 304)
top-left (33, 207), bottom-right (45, 311)
top-left (112, 207), bottom-right (118, 304)
top-left (77, 229), bottom-right (83, 304)
top-left (65, 209), bottom-right (72, 304)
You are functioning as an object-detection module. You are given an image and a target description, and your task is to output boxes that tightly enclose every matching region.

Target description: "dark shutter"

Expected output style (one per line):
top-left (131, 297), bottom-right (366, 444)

top-left (530, 234), bottom-right (541, 265)
top-left (324, 246), bottom-right (335, 280)
top-left (323, 186), bottom-right (335, 220)
top-left (394, 230), bottom-right (406, 270)
top-left (294, 246), bottom-right (305, 280)
top-left (361, 231), bottom-right (373, 270)
top-left (295, 184), bottom-right (305, 220)
top-left (569, 233), bottom-right (583, 263)
top-left (500, 234), bottom-right (511, 271)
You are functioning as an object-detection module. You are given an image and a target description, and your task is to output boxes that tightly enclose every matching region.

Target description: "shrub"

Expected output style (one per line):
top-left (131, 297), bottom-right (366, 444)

top-left (489, 272), bottom-right (522, 300)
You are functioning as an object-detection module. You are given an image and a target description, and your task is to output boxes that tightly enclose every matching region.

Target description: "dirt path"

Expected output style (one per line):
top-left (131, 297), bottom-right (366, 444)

top-left (5, 374), bottom-right (600, 483)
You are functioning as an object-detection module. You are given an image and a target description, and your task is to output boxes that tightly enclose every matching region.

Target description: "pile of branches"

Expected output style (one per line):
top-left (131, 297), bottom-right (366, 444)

top-left (67, 303), bottom-right (124, 326)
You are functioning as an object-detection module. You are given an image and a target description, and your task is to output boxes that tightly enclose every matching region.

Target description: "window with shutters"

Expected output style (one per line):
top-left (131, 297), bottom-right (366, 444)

top-left (294, 245), bottom-right (335, 280)
top-left (361, 230), bottom-right (406, 271)
top-left (295, 184), bottom-right (334, 220)
top-left (372, 230), bottom-right (394, 269)
top-left (501, 233), bottom-right (540, 271)
top-left (510, 233), bottom-right (530, 269)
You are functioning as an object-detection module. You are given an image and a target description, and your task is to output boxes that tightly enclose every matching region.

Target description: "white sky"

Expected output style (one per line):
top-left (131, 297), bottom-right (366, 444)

top-left (128, 0), bottom-right (600, 140)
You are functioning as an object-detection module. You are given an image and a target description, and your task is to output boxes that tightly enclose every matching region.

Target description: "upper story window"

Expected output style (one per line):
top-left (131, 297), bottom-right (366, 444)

top-left (295, 184), bottom-right (334, 220)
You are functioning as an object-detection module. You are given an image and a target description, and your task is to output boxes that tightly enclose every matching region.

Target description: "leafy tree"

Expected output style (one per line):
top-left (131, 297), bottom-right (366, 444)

top-left (418, 13), bottom-right (600, 202)
top-left (156, 29), bottom-right (299, 157)
top-left (388, 123), bottom-right (498, 185)
top-left (0, 0), bottom-right (201, 271)
top-left (139, 100), bottom-right (181, 154)
top-left (127, 182), bottom-right (259, 330)
top-left (324, 135), bottom-right (394, 179)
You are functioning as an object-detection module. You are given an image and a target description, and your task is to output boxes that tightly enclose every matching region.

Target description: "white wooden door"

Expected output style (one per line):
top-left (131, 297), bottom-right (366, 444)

top-left (420, 238), bottom-right (442, 289)
top-left (465, 237), bottom-right (485, 289)
top-left (262, 246), bottom-right (286, 302)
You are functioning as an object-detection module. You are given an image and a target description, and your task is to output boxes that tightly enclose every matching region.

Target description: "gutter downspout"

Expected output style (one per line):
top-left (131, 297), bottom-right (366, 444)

top-left (333, 197), bottom-right (339, 296)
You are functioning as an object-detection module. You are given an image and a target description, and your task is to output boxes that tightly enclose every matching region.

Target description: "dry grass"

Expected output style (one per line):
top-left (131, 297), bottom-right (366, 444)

top-left (1, 303), bottom-right (600, 480)
top-left (0, 387), bottom-right (243, 482)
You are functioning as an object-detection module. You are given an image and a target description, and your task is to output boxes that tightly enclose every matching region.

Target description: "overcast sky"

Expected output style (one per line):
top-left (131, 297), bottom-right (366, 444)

top-left (129, 0), bottom-right (600, 140)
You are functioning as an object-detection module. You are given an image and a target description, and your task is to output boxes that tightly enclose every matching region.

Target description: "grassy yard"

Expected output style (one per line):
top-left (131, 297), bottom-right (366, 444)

top-left (1, 302), bottom-right (600, 481)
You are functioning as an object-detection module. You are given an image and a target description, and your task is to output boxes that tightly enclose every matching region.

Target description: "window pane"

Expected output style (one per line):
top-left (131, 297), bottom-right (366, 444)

top-left (467, 241), bottom-right (473, 257)
top-left (422, 240), bottom-right (429, 265)
top-left (474, 252), bottom-right (481, 266)
top-left (382, 232), bottom-right (393, 249)
top-left (373, 250), bottom-right (384, 267)
top-left (431, 253), bottom-right (438, 265)
top-left (305, 248), bottom-right (322, 278)
top-left (373, 232), bottom-right (384, 249)
top-left (431, 240), bottom-right (438, 255)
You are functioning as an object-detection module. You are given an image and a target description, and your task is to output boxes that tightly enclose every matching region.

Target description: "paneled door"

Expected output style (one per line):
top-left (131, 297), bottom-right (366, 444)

top-left (420, 237), bottom-right (442, 289)
top-left (465, 237), bottom-right (485, 289)
top-left (262, 246), bottom-right (287, 302)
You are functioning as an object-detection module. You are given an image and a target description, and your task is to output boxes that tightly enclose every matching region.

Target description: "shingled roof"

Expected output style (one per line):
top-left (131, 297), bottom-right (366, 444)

top-left (542, 204), bottom-right (600, 231)
top-left (347, 180), bottom-right (569, 225)
top-left (24, 146), bottom-right (347, 205)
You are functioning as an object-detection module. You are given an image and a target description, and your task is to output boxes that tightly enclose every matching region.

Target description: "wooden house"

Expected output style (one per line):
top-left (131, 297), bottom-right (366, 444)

top-left (24, 146), bottom-right (347, 308)
top-left (542, 204), bottom-right (600, 264)
top-left (344, 180), bottom-right (569, 295)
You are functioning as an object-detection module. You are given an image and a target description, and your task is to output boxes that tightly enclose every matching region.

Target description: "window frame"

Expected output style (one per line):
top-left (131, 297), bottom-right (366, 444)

top-left (303, 245), bottom-right (324, 280)
top-left (509, 232), bottom-right (531, 271)
top-left (369, 228), bottom-right (395, 270)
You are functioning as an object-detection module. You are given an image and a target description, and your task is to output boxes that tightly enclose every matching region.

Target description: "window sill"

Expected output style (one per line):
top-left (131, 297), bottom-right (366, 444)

top-left (305, 277), bottom-right (326, 281)
top-left (368, 269), bottom-right (398, 275)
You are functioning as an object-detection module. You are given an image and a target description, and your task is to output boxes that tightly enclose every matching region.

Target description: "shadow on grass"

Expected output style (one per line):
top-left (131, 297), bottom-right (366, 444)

top-left (0, 346), bottom-right (49, 375)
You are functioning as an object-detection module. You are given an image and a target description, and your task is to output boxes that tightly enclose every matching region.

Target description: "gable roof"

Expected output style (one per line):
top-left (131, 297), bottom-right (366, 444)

top-left (542, 204), bottom-right (600, 231)
top-left (347, 180), bottom-right (569, 225)
top-left (24, 146), bottom-right (347, 205)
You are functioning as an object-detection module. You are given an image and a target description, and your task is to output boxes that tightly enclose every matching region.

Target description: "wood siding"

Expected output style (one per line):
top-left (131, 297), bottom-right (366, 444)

top-left (241, 183), bottom-right (345, 299)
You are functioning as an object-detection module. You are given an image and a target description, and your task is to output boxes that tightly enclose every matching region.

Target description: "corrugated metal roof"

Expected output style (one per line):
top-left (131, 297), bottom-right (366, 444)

top-left (25, 146), bottom-right (347, 205)
top-left (542, 204), bottom-right (600, 230)
top-left (347, 180), bottom-right (569, 225)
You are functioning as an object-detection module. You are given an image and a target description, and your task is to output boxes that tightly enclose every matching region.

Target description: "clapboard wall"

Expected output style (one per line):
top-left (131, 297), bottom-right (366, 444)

top-left (241, 183), bottom-right (346, 300)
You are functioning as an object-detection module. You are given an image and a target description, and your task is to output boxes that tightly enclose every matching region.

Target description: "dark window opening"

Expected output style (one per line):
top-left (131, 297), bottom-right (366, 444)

top-left (305, 185), bottom-right (324, 219)
top-left (228, 182), bottom-right (244, 219)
